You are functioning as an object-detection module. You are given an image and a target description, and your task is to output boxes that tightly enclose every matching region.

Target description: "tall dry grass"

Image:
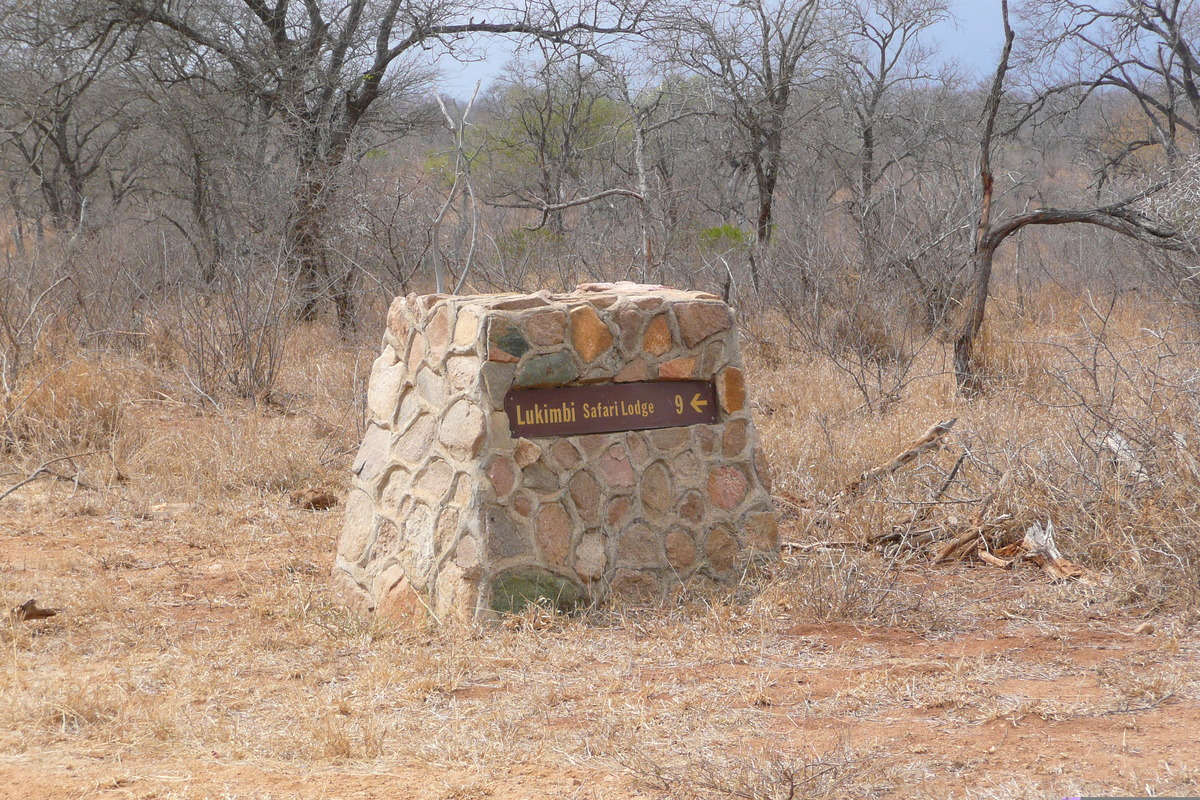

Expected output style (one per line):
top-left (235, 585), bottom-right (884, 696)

top-left (3, 283), bottom-right (1200, 797)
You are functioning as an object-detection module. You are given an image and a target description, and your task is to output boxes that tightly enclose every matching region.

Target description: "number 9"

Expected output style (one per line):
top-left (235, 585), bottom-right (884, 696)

top-left (674, 395), bottom-right (683, 414)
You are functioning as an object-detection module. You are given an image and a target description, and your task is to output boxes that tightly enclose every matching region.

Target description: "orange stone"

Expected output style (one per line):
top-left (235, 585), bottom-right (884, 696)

top-left (665, 528), bottom-right (697, 570)
top-left (658, 357), bottom-right (696, 380)
top-left (642, 314), bottom-right (672, 356)
top-left (675, 301), bottom-right (731, 346)
top-left (425, 304), bottom-right (451, 361)
top-left (617, 523), bottom-right (661, 567)
top-left (704, 526), bottom-right (739, 573)
top-left (717, 367), bottom-right (746, 413)
top-left (615, 359), bottom-right (652, 383)
top-left (570, 305), bottom-right (614, 363)
top-left (488, 457), bottom-right (515, 497)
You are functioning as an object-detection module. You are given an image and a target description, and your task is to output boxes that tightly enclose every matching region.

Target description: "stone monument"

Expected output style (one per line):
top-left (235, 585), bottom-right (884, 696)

top-left (333, 282), bottom-right (778, 623)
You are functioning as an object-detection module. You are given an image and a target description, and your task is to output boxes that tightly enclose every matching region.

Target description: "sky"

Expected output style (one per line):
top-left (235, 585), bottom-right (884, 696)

top-left (430, 1), bottom-right (1009, 100)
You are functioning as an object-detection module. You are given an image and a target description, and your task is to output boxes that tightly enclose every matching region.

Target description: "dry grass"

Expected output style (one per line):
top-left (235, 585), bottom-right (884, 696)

top-left (3, 290), bottom-right (1200, 797)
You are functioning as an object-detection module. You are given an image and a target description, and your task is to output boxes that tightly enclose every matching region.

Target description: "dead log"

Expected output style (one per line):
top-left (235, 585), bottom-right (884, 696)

top-left (12, 599), bottom-right (57, 621)
top-left (1019, 520), bottom-right (1093, 582)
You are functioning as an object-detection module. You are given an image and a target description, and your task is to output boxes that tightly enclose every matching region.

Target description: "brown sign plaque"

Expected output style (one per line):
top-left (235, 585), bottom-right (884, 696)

top-left (504, 380), bottom-right (719, 437)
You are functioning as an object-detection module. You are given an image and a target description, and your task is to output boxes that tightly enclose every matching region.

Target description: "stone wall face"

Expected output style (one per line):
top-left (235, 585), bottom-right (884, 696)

top-left (333, 283), bottom-right (778, 623)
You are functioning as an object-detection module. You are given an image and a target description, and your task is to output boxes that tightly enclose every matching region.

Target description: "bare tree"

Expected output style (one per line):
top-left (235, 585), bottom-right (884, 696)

top-left (952, 0), bottom-right (1200, 393)
top-left (108, 0), bottom-right (651, 329)
top-left (663, 0), bottom-right (827, 289)
top-left (0, 0), bottom-right (143, 234)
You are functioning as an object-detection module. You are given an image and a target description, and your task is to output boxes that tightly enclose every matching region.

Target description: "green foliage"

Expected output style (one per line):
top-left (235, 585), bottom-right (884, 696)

top-left (496, 227), bottom-right (564, 259)
top-left (699, 224), bottom-right (749, 251)
top-left (422, 152), bottom-right (455, 187)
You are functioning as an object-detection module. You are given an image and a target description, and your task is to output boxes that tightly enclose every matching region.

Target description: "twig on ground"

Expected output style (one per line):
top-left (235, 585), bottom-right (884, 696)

top-left (0, 451), bottom-right (103, 504)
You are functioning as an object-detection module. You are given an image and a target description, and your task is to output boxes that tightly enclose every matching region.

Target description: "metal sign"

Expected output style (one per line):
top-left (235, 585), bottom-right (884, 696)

top-left (504, 380), bottom-right (719, 437)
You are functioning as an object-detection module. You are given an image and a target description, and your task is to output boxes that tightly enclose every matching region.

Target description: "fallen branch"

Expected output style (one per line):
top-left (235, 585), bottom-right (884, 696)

top-left (1018, 520), bottom-right (1094, 582)
top-left (870, 451), bottom-right (967, 545)
top-left (931, 467), bottom-right (1013, 565)
top-left (0, 452), bottom-right (103, 504)
top-left (842, 418), bottom-right (957, 498)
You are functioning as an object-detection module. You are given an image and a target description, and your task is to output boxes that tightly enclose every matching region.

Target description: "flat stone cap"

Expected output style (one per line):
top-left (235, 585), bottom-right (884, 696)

top-left (403, 283), bottom-right (723, 313)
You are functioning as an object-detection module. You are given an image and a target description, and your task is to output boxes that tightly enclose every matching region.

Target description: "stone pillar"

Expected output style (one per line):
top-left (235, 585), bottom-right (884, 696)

top-left (332, 282), bottom-right (778, 623)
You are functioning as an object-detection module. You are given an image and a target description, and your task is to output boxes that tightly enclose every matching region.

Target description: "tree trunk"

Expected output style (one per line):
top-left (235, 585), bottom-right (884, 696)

top-left (289, 171), bottom-right (331, 322)
top-left (952, 245), bottom-right (996, 394)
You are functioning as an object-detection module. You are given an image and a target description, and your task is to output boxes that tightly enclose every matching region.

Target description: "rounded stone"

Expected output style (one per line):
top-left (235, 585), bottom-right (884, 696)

top-left (433, 561), bottom-right (475, 624)
top-left (453, 309), bottom-right (480, 347)
top-left (522, 461), bottom-right (559, 492)
top-left (642, 314), bottom-right (672, 356)
top-left (353, 424), bottom-right (392, 483)
top-left (658, 357), bottom-right (696, 380)
top-left (366, 518), bottom-right (403, 567)
top-left (627, 433), bottom-right (651, 467)
top-left (525, 310), bottom-right (568, 345)
top-left (414, 459), bottom-right (454, 503)
top-left (569, 470), bottom-right (602, 524)
top-left (577, 434), bottom-right (611, 459)
top-left (598, 445), bottom-right (635, 488)
top-left (435, 507), bottom-right (460, 552)
top-left (705, 526), bottom-right (739, 573)
top-left (485, 507), bottom-right (531, 561)
top-left (717, 367), bottom-right (746, 413)
top-left (665, 528), bottom-right (697, 570)
top-left (338, 487), bottom-right (376, 563)
top-left (488, 318), bottom-right (529, 362)
top-left (641, 463), bottom-right (673, 518)
top-left (455, 534), bottom-right (482, 579)
top-left (615, 307), bottom-right (644, 353)
top-left (512, 493), bottom-right (534, 519)
top-left (650, 427), bottom-right (689, 453)
top-left (605, 496), bottom-right (632, 528)
top-left (416, 367), bottom-right (446, 405)
top-left (447, 355), bottom-right (478, 392)
top-left (617, 523), bottom-right (661, 567)
top-left (574, 532), bottom-right (606, 581)
top-left (674, 301), bottom-right (732, 346)
top-left (722, 419), bottom-right (749, 458)
top-left (488, 456), bottom-right (516, 498)
top-left (609, 569), bottom-right (662, 602)
top-left (438, 400), bottom-right (486, 460)
top-left (401, 504), bottom-right (436, 588)
top-left (615, 359), bottom-right (652, 383)
top-left (367, 347), bottom-right (405, 423)
top-left (535, 504), bottom-right (573, 565)
top-left (677, 491), bottom-right (705, 524)
top-left (570, 305), bottom-right (614, 363)
top-left (516, 351), bottom-right (580, 388)
top-left (674, 451), bottom-right (704, 487)
top-left (707, 466), bottom-right (748, 510)
top-left (551, 439), bottom-right (581, 469)
top-left (426, 304), bottom-right (452, 362)
top-left (386, 297), bottom-right (410, 345)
